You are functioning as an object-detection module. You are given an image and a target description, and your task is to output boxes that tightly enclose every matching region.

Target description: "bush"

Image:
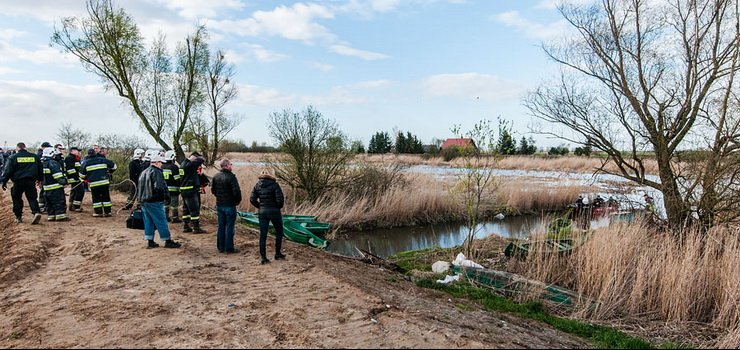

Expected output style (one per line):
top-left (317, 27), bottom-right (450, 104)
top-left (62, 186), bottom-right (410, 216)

top-left (442, 146), bottom-right (462, 161)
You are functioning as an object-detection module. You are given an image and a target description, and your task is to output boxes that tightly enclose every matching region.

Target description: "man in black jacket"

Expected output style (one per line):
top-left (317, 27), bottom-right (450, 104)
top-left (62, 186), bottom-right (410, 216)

top-left (0, 142), bottom-right (43, 224)
top-left (211, 159), bottom-right (242, 253)
top-left (137, 154), bottom-right (181, 249)
top-left (250, 169), bottom-right (286, 264)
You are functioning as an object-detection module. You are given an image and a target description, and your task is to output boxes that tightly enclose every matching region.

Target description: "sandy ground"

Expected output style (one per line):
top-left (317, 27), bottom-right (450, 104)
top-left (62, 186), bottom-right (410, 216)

top-left (0, 190), bottom-right (590, 349)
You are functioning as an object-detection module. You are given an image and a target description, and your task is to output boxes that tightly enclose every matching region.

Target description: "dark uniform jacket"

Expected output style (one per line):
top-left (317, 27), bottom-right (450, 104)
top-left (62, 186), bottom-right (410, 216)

top-left (80, 154), bottom-right (117, 188)
top-left (129, 159), bottom-right (144, 183)
top-left (42, 158), bottom-right (67, 191)
top-left (249, 176), bottom-right (284, 210)
top-left (179, 157), bottom-right (205, 195)
top-left (0, 149), bottom-right (43, 184)
top-left (161, 161), bottom-right (181, 194)
top-left (211, 169), bottom-right (242, 207)
top-left (64, 154), bottom-right (82, 184)
top-left (137, 166), bottom-right (168, 203)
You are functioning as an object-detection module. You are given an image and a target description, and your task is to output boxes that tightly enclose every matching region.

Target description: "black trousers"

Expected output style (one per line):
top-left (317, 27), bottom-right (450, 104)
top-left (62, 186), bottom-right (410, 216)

top-left (69, 181), bottom-right (85, 209)
top-left (44, 188), bottom-right (67, 219)
top-left (91, 184), bottom-right (112, 214)
top-left (181, 191), bottom-right (201, 224)
top-left (258, 209), bottom-right (284, 259)
top-left (10, 179), bottom-right (41, 218)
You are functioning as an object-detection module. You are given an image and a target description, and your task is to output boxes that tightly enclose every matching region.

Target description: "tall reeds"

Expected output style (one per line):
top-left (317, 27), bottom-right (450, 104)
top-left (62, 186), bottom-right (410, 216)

top-left (507, 221), bottom-right (740, 336)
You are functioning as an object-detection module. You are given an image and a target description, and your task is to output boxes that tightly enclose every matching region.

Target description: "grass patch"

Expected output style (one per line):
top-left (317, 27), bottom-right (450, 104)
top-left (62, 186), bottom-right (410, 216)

top-left (7, 330), bottom-right (24, 340)
top-left (416, 279), bottom-right (686, 349)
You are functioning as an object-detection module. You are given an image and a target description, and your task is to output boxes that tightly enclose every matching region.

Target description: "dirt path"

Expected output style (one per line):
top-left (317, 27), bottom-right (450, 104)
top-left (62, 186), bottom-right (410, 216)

top-left (0, 191), bottom-right (590, 348)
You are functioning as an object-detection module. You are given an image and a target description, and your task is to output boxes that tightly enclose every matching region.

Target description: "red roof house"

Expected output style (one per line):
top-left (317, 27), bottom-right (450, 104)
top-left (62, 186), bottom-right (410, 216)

top-left (440, 138), bottom-right (477, 150)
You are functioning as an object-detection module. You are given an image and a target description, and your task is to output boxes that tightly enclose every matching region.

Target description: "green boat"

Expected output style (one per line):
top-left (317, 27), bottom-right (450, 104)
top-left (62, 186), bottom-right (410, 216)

top-left (504, 238), bottom-right (578, 258)
top-left (452, 265), bottom-right (598, 311)
top-left (237, 212), bottom-right (329, 249)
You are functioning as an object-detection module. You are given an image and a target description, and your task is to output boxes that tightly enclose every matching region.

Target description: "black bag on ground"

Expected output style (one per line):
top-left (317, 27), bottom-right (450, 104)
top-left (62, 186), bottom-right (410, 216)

top-left (126, 209), bottom-right (145, 230)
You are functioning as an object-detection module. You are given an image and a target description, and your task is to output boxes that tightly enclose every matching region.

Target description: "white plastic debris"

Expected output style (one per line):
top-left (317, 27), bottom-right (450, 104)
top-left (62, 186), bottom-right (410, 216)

top-left (494, 213), bottom-right (505, 220)
top-left (431, 261), bottom-right (451, 273)
top-left (435, 274), bottom-right (460, 284)
top-left (451, 253), bottom-right (484, 269)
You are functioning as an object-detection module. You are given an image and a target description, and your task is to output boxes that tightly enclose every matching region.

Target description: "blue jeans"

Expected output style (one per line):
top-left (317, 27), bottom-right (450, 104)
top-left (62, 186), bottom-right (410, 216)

top-left (217, 206), bottom-right (237, 252)
top-left (141, 202), bottom-right (171, 241)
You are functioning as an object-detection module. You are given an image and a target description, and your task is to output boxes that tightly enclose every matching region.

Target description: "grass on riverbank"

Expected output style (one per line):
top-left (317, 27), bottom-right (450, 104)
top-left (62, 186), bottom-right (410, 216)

top-left (416, 280), bottom-right (680, 349)
top-left (388, 221), bottom-right (739, 348)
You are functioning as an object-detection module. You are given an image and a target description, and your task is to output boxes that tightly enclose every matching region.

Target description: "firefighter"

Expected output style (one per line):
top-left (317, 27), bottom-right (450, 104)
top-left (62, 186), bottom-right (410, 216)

top-left (0, 142), bottom-right (43, 224)
top-left (37, 141), bottom-right (52, 213)
top-left (80, 148), bottom-right (117, 217)
top-left (41, 147), bottom-right (69, 221)
top-left (180, 151), bottom-right (206, 233)
top-left (161, 150), bottom-right (182, 223)
top-left (64, 147), bottom-right (84, 212)
top-left (123, 148), bottom-right (145, 210)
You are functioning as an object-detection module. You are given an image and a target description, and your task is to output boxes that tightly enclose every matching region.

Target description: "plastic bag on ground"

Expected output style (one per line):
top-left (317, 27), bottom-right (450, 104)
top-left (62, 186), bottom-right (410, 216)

top-left (451, 252), bottom-right (484, 269)
top-left (431, 261), bottom-right (451, 273)
top-left (436, 274), bottom-right (460, 284)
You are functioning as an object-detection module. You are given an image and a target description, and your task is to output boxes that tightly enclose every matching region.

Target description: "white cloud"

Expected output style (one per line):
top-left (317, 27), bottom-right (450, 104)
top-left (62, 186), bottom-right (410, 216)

top-left (154, 0), bottom-right (244, 20)
top-left (233, 84), bottom-right (295, 107)
top-left (247, 44), bottom-right (288, 63)
top-left (0, 0), bottom-right (86, 23)
top-left (330, 44), bottom-right (389, 61)
top-left (210, 3), bottom-right (336, 43)
top-left (0, 42), bottom-right (77, 66)
top-left (422, 73), bottom-right (525, 101)
top-left (0, 29), bottom-right (27, 41)
top-left (0, 66), bottom-right (21, 75)
top-left (492, 10), bottom-right (570, 40)
top-left (0, 80), bottom-right (140, 145)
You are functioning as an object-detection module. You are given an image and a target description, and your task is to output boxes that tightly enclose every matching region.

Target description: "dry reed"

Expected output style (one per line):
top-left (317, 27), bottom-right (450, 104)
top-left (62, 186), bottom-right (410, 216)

top-left (507, 220), bottom-right (740, 342)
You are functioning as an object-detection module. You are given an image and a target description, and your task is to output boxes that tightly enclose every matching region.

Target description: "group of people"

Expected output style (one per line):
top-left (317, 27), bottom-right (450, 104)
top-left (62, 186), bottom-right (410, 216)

top-left (2, 142), bottom-right (287, 264)
top-left (128, 149), bottom-right (287, 264)
top-left (0, 142), bottom-right (115, 223)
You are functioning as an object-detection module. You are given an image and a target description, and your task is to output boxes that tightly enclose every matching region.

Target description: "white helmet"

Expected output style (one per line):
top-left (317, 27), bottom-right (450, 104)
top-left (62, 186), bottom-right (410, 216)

top-left (42, 147), bottom-right (55, 158)
top-left (133, 148), bottom-right (145, 159)
top-left (143, 149), bottom-right (157, 161)
top-left (164, 150), bottom-right (176, 161)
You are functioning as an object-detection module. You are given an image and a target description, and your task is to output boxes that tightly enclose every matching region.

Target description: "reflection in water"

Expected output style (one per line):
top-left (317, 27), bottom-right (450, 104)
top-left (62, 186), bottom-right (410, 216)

top-left (327, 214), bottom-right (614, 258)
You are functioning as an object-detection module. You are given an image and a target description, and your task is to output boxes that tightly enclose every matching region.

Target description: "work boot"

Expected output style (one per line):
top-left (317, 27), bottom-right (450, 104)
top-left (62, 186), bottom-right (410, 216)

top-left (183, 222), bottom-right (193, 233)
top-left (68, 204), bottom-right (75, 212)
top-left (275, 253), bottom-right (286, 260)
top-left (192, 222), bottom-right (206, 234)
top-left (14, 216), bottom-right (21, 224)
top-left (260, 257), bottom-right (270, 265)
top-left (147, 240), bottom-right (160, 249)
top-left (31, 213), bottom-right (41, 225)
top-left (172, 210), bottom-right (182, 223)
top-left (164, 240), bottom-right (182, 249)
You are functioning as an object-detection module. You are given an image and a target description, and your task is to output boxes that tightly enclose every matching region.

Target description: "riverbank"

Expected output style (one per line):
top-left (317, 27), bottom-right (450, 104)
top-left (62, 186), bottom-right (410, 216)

top-left (0, 191), bottom-right (591, 348)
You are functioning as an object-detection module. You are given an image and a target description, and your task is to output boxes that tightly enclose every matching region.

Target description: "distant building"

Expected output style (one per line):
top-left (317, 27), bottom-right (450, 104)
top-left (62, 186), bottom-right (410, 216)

top-left (440, 138), bottom-right (477, 150)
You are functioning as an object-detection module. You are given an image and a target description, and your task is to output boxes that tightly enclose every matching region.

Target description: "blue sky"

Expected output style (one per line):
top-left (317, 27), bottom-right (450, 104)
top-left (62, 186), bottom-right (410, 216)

top-left (0, 0), bottom-right (587, 150)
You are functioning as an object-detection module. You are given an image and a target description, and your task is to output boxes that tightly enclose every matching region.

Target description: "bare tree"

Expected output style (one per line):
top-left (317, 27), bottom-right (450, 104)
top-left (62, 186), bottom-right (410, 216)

top-left (524, 0), bottom-right (739, 230)
top-left (56, 123), bottom-right (91, 149)
top-left (449, 120), bottom-right (499, 258)
top-left (194, 49), bottom-right (240, 165)
top-left (267, 106), bottom-right (354, 202)
top-left (51, 0), bottom-right (213, 162)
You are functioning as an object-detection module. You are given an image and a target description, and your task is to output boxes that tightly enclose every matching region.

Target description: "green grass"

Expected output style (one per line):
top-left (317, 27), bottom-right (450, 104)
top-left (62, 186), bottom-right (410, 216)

top-left (416, 279), bottom-right (688, 349)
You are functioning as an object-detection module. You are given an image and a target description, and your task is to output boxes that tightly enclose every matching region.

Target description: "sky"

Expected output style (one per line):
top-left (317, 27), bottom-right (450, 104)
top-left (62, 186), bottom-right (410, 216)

top-left (0, 0), bottom-right (589, 150)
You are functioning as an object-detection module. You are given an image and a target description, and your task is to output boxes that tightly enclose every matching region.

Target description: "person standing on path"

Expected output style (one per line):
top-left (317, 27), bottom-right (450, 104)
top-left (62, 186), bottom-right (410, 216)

top-left (0, 142), bottom-right (43, 224)
top-left (211, 159), bottom-right (242, 254)
top-left (137, 154), bottom-right (181, 249)
top-left (179, 152), bottom-right (206, 234)
top-left (249, 169), bottom-right (286, 265)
